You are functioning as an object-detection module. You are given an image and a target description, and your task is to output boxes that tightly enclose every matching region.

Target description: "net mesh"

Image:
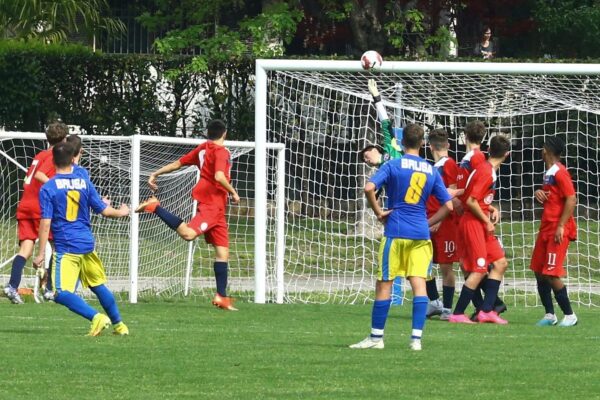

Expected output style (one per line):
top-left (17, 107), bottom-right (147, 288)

top-left (0, 134), bottom-right (281, 301)
top-left (266, 68), bottom-right (600, 305)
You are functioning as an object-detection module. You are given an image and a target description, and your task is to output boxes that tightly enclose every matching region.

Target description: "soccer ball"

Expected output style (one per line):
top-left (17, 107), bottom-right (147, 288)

top-left (361, 50), bottom-right (383, 70)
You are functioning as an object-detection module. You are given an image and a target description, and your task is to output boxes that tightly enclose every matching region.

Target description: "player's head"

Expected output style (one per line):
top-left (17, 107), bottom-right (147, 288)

top-left (66, 134), bottom-right (83, 158)
top-left (428, 129), bottom-right (449, 152)
top-left (464, 120), bottom-right (486, 146)
top-left (53, 142), bottom-right (75, 168)
top-left (46, 121), bottom-right (69, 146)
top-left (402, 123), bottom-right (425, 150)
top-left (488, 134), bottom-right (511, 161)
top-left (207, 119), bottom-right (227, 140)
top-left (543, 136), bottom-right (565, 160)
top-left (359, 145), bottom-right (384, 167)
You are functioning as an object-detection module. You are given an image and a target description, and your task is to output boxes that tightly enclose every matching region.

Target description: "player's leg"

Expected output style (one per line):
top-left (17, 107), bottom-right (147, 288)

top-left (548, 276), bottom-right (577, 327)
top-left (440, 262), bottom-right (455, 320)
top-left (4, 237), bottom-right (35, 304)
top-left (543, 237), bottom-right (576, 327)
top-left (405, 240), bottom-right (432, 350)
top-left (477, 256), bottom-right (509, 324)
top-left (350, 237), bottom-right (397, 349)
top-left (136, 196), bottom-right (199, 241)
top-left (82, 252), bottom-right (129, 335)
top-left (52, 253), bottom-right (109, 335)
top-left (530, 233), bottom-right (557, 325)
top-left (425, 273), bottom-right (443, 318)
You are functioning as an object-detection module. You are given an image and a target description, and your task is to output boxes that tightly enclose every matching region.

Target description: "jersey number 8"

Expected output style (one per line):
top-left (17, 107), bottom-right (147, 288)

top-left (404, 172), bottom-right (427, 204)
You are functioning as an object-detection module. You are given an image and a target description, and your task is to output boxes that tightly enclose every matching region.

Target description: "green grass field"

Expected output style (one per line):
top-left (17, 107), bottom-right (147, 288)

top-left (1, 299), bottom-right (599, 400)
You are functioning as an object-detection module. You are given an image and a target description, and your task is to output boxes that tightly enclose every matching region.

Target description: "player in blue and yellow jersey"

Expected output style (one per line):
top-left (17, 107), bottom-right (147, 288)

top-left (350, 124), bottom-right (453, 351)
top-left (33, 142), bottom-right (130, 336)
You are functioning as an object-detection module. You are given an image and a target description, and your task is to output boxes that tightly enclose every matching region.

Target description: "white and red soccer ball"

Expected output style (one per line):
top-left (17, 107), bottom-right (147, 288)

top-left (361, 50), bottom-right (383, 70)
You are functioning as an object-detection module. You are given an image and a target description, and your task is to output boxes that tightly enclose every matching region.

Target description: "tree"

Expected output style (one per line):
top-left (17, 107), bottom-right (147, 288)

top-left (0, 0), bottom-right (124, 43)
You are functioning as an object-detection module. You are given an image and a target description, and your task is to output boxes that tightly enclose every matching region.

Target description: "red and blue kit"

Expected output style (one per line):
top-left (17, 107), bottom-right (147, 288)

top-left (459, 162), bottom-right (505, 272)
top-left (530, 163), bottom-right (577, 277)
top-left (179, 142), bottom-right (232, 247)
top-left (426, 156), bottom-right (460, 263)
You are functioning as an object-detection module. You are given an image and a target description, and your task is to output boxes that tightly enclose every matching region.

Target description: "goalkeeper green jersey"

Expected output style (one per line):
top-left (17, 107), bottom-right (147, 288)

top-left (381, 119), bottom-right (403, 165)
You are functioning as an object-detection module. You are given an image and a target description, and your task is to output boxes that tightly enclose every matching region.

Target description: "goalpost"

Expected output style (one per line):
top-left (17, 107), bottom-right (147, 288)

top-left (0, 133), bottom-right (285, 304)
top-left (255, 59), bottom-right (600, 306)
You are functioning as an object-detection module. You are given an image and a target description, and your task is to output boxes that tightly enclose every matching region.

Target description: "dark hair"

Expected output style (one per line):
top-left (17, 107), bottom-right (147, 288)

top-left (359, 144), bottom-right (384, 160)
top-left (544, 136), bottom-right (565, 157)
top-left (464, 120), bottom-right (486, 145)
top-left (66, 134), bottom-right (82, 156)
top-left (481, 25), bottom-right (492, 37)
top-left (428, 129), bottom-right (449, 151)
top-left (207, 119), bottom-right (227, 140)
top-left (46, 121), bottom-right (69, 145)
top-left (53, 142), bottom-right (75, 168)
top-left (489, 134), bottom-right (511, 158)
top-left (402, 124), bottom-right (425, 150)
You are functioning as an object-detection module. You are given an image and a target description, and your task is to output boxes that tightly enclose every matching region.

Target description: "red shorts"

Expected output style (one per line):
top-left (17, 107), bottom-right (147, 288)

top-left (459, 218), bottom-right (505, 273)
top-left (188, 204), bottom-right (229, 247)
top-left (18, 219), bottom-right (53, 242)
top-left (432, 217), bottom-right (459, 264)
top-left (530, 227), bottom-right (572, 277)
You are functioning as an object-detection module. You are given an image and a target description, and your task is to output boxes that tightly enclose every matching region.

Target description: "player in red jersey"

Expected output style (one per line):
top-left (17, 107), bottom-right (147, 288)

top-left (425, 129), bottom-right (460, 320)
top-left (3, 122), bottom-right (68, 304)
top-left (455, 120), bottom-right (507, 317)
top-left (136, 120), bottom-right (241, 311)
top-left (530, 137), bottom-right (578, 327)
top-left (449, 134), bottom-right (511, 324)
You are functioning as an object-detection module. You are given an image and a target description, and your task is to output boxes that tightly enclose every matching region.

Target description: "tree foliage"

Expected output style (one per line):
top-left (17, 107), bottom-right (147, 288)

top-left (0, 0), bottom-right (124, 43)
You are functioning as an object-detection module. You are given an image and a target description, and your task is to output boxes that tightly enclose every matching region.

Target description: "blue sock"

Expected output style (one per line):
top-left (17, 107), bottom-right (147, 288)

top-left (454, 286), bottom-right (475, 315)
top-left (8, 255), bottom-right (26, 289)
top-left (54, 291), bottom-right (98, 321)
top-left (481, 279), bottom-right (501, 312)
top-left (554, 286), bottom-right (573, 315)
top-left (214, 261), bottom-right (228, 297)
top-left (370, 298), bottom-right (391, 339)
top-left (442, 285), bottom-right (455, 309)
top-left (536, 276), bottom-right (554, 314)
top-left (90, 285), bottom-right (121, 324)
top-left (154, 206), bottom-right (183, 231)
top-left (472, 277), bottom-right (486, 310)
top-left (412, 296), bottom-right (428, 339)
top-left (426, 278), bottom-right (439, 301)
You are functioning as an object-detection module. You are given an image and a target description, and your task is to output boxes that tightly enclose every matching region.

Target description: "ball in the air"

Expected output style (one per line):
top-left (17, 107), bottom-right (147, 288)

top-left (361, 50), bottom-right (383, 70)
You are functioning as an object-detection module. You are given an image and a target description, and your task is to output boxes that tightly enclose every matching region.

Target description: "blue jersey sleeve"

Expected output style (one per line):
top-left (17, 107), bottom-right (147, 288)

top-left (369, 162), bottom-right (391, 190)
top-left (431, 170), bottom-right (452, 205)
top-left (39, 185), bottom-right (54, 219)
top-left (88, 180), bottom-right (108, 214)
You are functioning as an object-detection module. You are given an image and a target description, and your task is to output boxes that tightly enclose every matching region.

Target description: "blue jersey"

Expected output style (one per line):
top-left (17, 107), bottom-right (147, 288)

top-left (40, 169), bottom-right (107, 254)
top-left (369, 154), bottom-right (451, 240)
top-left (72, 164), bottom-right (90, 180)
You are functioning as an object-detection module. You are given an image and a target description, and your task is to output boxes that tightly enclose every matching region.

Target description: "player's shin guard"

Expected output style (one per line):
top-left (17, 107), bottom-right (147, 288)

top-left (8, 255), bottom-right (26, 289)
top-left (426, 278), bottom-right (439, 301)
top-left (553, 286), bottom-right (573, 316)
top-left (442, 285), bottom-right (455, 309)
top-left (371, 299), bottom-right (391, 339)
top-left (412, 296), bottom-right (428, 339)
top-left (154, 206), bottom-right (184, 231)
top-left (481, 279), bottom-right (501, 312)
top-left (90, 284), bottom-right (121, 324)
top-left (536, 276), bottom-right (555, 314)
top-left (214, 261), bottom-right (228, 297)
top-left (54, 291), bottom-right (98, 321)
top-left (453, 286), bottom-right (475, 315)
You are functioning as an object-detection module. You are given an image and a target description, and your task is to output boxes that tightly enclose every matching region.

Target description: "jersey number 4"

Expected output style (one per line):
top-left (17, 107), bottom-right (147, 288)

top-left (404, 172), bottom-right (427, 204)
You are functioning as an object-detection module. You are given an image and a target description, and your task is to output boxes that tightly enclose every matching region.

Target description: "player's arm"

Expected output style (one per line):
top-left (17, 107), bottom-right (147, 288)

top-left (33, 219), bottom-right (51, 269)
top-left (368, 79), bottom-right (395, 155)
top-left (554, 170), bottom-right (577, 243)
top-left (465, 171), bottom-right (495, 233)
top-left (148, 160), bottom-right (182, 192)
top-left (214, 171), bottom-right (240, 204)
top-left (466, 196), bottom-right (494, 234)
top-left (88, 180), bottom-right (130, 217)
top-left (428, 171), bottom-right (454, 226)
top-left (34, 171), bottom-right (50, 184)
top-left (365, 182), bottom-right (390, 222)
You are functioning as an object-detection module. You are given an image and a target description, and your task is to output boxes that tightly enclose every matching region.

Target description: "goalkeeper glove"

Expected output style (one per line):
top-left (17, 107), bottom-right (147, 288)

top-left (368, 79), bottom-right (381, 102)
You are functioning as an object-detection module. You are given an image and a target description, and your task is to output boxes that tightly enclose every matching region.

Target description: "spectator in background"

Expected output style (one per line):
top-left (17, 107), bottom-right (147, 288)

top-left (474, 26), bottom-right (497, 59)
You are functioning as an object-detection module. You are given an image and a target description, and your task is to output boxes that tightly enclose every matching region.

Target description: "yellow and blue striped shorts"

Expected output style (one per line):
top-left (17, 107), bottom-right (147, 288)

top-left (377, 238), bottom-right (433, 281)
top-left (52, 251), bottom-right (107, 292)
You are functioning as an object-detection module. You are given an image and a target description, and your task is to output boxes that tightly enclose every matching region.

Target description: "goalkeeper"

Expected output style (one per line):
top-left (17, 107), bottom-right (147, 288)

top-left (359, 79), bottom-right (441, 308)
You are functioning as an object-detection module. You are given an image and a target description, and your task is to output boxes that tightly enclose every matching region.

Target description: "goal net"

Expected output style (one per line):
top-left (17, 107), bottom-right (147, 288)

top-left (0, 133), bottom-right (285, 303)
top-left (257, 60), bottom-right (600, 306)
